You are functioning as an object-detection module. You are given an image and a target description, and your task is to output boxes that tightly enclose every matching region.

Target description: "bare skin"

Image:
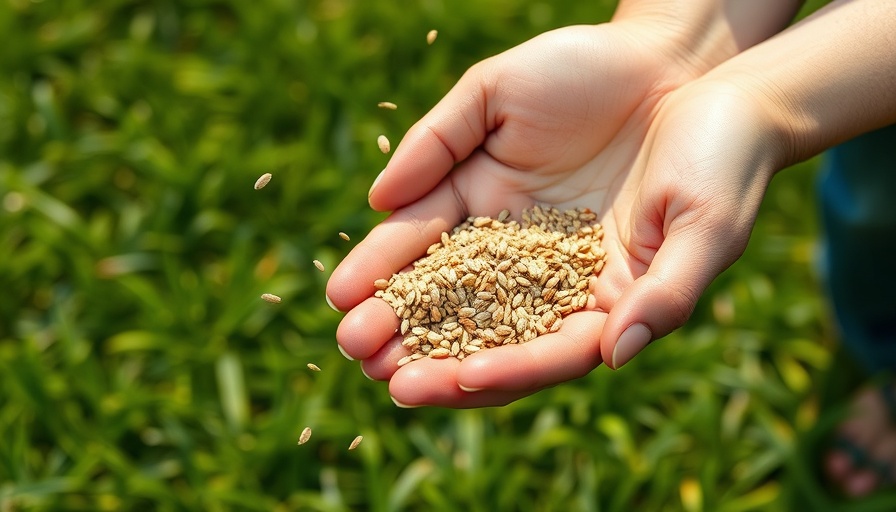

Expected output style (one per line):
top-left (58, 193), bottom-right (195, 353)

top-left (327, 0), bottom-right (896, 493)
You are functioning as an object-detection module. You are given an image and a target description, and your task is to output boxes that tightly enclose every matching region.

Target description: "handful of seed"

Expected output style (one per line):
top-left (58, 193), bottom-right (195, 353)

top-left (374, 205), bottom-right (606, 366)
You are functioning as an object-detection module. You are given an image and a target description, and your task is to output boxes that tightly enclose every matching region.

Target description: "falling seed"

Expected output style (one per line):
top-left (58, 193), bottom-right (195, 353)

top-left (298, 427), bottom-right (312, 445)
top-left (307, 363), bottom-right (321, 372)
top-left (426, 29), bottom-right (438, 45)
top-left (313, 260), bottom-right (325, 272)
top-left (254, 172), bottom-right (272, 190)
top-left (377, 101), bottom-right (398, 110)
top-left (261, 293), bottom-right (282, 304)
top-left (339, 232), bottom-right (351, 241)
top-left (348, 435), bottom-right (363, 450)
top-left (377, 135), bottom-right (391, 154)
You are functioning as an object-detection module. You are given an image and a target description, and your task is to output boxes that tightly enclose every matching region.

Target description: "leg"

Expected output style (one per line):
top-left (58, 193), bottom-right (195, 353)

top-left (819, 123), bottom-right (896, 497)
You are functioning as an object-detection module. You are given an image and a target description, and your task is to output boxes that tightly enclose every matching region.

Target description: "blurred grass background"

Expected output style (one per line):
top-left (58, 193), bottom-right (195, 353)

top-left (2, 0), bottom-right (894, 510)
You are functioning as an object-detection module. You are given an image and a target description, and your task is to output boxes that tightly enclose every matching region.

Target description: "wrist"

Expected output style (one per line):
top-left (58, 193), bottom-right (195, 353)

top-left (611, 0), bottom-right (803, 80)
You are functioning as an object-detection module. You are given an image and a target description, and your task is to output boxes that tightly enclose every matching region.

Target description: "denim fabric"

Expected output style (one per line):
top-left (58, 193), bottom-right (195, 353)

top-left (818, 123), bottom-right (896, 374)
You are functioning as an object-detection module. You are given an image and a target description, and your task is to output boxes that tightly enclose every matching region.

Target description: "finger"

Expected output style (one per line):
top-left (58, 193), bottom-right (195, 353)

top-left (360, 336), bottom-right (407, 381)
top-left (336, 297), bottom-right (400, 360)
top-left (368, 62), bottom-right (494, 212)
top-left (388, 358), bottom-right (532, 408)
top-left (326, 179), bottom-right (465, 311)
top-left (600, 224), bottom-right (743, 369)
top-left (455, 310), bottom-right (606, 392)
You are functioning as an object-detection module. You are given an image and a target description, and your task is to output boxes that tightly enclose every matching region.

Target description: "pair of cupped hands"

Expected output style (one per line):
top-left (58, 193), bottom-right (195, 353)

top-left (326, 20), bottom-right (786, 408)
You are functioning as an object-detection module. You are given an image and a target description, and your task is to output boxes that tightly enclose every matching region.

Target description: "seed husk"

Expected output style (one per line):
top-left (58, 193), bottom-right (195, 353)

top-left (426, 29), bottom-right (438, 45)
top-left (377, 205), bottom-right (606, 364)
top-left (307, 363), bottom-right (321, 372)
top-left (254, 172), bottom-right (272, 190)
top-left (349, 435), bottom-right (363, 450)
top-left (261, 293), bottom-right (282, 304)
top-left (339, 232), bottom-right (351, 241)
top-left (377, 135), bottom-right (391, 154)
top-left (313, 260), bottom-right (325, 272)
top-left (298, 427), bottom-right (312, 445)
top-left (378, 101), bottom-right (398, 110)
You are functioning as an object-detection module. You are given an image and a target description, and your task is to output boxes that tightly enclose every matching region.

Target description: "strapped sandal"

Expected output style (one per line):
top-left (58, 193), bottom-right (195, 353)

top-left (831, 383), bottom-right (896, 485)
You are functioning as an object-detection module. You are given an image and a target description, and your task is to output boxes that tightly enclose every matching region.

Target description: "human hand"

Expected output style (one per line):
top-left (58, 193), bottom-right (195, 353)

top-left (326, 18), bottom-right (788, 407)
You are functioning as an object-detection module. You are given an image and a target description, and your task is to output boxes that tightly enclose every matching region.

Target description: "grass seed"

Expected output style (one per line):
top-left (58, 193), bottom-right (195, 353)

top-left (349, 435), bottom-right (363, 450)
top-left (307, 363), bottom-right (321, 372)
top-left (313, 260), bottom-right (325, 272)
top-left (298, 427), bottom-right (312, 445)
top-left (378, 101), bottom-right (398, 110)
top-left (378, 205), bottom-right (606, 364)
top-left (339, 232), bottom-right (351, 241)
top-left (377, 135), bottom-right (391, 154)
top-left (261, 293), bottom-right (282, 304)
top-left (254, 173), bottom-right (272, 190)
top-left (426, 29), bottom-right (438, 45)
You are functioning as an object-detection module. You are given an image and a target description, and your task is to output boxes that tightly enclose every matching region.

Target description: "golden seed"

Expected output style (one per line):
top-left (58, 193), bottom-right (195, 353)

top-left (377, 134), bottom-right (391, 154)
top-left (429, 347), bottom-right (450, 358)
top-left (298, 427), bottom-right (312, 445)
top-left (495, 325), bottom-right (514, 337)
top-left (426, 29), bottom-right (438, 45)
top-left (254, 172), bottom-right (272, 190)
top-left (349, 435), bottom-right (363, 450)
top-left (373, 204), bottom-right (606, 360)
top-left (378, 101), bottom-right (398, 110)
top-left (313, 260), bottom-right (325, 272)
top-left (307, 363), bottom-right (321, 372)
top-left (261, 293), bottom-right (282, 304)
top-left (339, 231), bottom-right (351, 241)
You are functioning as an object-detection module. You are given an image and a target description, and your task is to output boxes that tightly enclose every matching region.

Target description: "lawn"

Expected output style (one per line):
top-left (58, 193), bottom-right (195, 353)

top-left (1, 0), bottom-right (894, 510)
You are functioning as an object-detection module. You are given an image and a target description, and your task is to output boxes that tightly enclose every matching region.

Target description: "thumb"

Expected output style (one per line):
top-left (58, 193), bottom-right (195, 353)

top-left (368, 62), bottom-right (497, 212)
top-left (600, 221), bottom-right (749, 370)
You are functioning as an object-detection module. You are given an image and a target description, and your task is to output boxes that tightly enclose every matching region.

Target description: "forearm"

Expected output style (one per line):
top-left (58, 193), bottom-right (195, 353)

top-left (703, 0), bottom-right (896, 166)
top-left (611, 0), bottom-right (805, 76)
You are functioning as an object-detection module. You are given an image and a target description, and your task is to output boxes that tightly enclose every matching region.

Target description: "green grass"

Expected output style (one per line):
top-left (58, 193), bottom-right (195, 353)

top-left (1, 0), bottom-right (894, 510)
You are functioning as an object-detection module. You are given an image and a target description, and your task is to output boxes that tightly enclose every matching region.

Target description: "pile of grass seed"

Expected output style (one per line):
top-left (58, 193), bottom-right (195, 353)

top-left (374, 205), bottom-right (607, 366)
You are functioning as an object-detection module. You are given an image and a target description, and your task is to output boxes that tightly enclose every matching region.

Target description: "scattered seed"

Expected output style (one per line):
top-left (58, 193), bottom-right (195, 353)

top-left (298, 427), bottom-right (312, 445)
top-left (349, 435), bottom-right (363, 450)
top-left (377, 135), bottom-right (391, 154)
top-left (254, 173), bottom-right (272, 190)
top-left (339, 232), bottom-right (351, 241)
top-left (378, 101), bottom-right (398, 110)
top-left (307, 363), bottom-right (321, 372)
top-left (426, 29), bottom-right (438, 45)
top-left (261, 293), bottom-right (282, 304)
top-left (313, 260), bottom-right (325, 272)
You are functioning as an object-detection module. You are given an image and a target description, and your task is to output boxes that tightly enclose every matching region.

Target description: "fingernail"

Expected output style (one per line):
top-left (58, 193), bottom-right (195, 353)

top-left (360, 365), bottom-right (375, 381)
top-left (611, 323), bottom-right (652, 369)
top-left (325, 294), bottom-right (340, 312)
top-left (368, 169), bottom-right (385, 198)
top-left (458, 384), bottom-right (483, 392)
top-left (391, 395), bottom-right (419, 408)
top-left (337, 344), bottom-right (355, 361)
